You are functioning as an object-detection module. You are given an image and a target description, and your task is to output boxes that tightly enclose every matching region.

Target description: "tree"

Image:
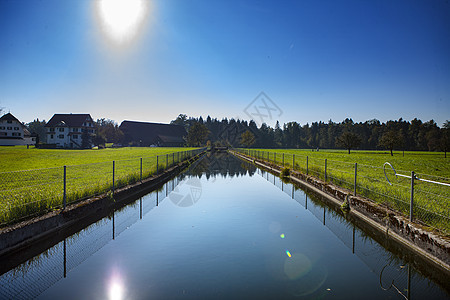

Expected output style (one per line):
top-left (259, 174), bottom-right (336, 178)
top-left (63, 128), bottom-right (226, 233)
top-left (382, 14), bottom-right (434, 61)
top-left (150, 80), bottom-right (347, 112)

top-left (379, 130), bottom-right (404, 156)
top-left (336, 131), bottom-right (361, 154)
top-left (187, 122), bottom-right (209, 146)
top-left (81, 129), bottom-right (92, 149)
top-left (96, 119), bottom-right (123, 145)
top-left (440, 120), bottom-right (450, 158)
top-left (26, 119), bottom-right (46, 144)
top-left (240, 130), bottom-right (256, 148)
top-left (171, 114), bottom-right (188, 128)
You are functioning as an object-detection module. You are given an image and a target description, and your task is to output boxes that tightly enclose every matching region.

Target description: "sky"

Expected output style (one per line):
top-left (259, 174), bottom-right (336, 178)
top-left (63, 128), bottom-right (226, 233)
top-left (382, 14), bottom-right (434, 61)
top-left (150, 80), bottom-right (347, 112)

top-left (1, 0), bottom-right (449, 128)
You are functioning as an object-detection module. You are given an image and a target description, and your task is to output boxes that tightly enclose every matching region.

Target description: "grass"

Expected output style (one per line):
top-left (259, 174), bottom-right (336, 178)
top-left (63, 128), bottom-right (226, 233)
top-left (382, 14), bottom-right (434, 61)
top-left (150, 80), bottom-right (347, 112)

top-left (239, 148), bottom-right (450, 234)
top-left (0, 146), bottom-right (201, 226)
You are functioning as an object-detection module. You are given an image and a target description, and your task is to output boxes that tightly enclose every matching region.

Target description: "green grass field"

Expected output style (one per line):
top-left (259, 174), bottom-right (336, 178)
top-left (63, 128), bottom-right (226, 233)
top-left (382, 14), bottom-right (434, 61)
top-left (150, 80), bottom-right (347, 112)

top-left (0, 146), bottom-right (201, 225)
top-left (238, 149), bottom-right (450, 234)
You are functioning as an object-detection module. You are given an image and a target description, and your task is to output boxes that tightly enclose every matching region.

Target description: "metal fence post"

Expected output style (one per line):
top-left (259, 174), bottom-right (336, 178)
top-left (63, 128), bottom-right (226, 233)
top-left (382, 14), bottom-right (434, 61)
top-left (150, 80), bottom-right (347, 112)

top-left (166, 154), bottom-right (168, 170)
top-left (156, 156), bottom-right (159, 174)
top-left (325, 159), bottom-right (327, 181)
top-left (306, 156), bottom-right (309, 175)
top-left (63, 165), bottom-right (66, 209)
top-left (410, 171), bottom-right (414, 222)
top-left (140, 158), bottom-right (143, 182)
top-left (354, 163), bottom-right (357, 196)
top-left (282, 153), bottom-right (284, 166)
top-left (112, 161), bottom-right (115, 196)
top-left (293, 154), bottom-right (295, 170)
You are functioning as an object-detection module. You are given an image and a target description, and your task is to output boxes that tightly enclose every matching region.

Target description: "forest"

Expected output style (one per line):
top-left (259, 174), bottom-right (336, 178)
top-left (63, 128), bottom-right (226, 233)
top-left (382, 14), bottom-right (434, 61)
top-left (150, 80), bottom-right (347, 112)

top-left (171, 114), bottom-right (449, 152)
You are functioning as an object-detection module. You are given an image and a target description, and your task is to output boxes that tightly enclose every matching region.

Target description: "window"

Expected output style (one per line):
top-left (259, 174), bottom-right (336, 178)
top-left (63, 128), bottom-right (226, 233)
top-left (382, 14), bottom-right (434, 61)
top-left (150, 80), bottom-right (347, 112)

top-left (59, 128), bottom-right (64, 132)
top-left (50, 134), bottom-right (54, 139)
top-left (12, 132), bottom-right (20, 136)
top-left (7, 127), bottom-right (12, 130)
top-left (73, 135), bottom-right (78, 139)
top-left (58, 134), bottom-right (64, 139)
top-left (7, 120), bottom-right (12, 124)
top-left (0, 127), bottom-right (4, 130)
top-left (14, 127), bottom-right (19, 130)
top-left (0, 132), bottom-right (6, 136)
top-left (73, 128), bottom-right (78, 132)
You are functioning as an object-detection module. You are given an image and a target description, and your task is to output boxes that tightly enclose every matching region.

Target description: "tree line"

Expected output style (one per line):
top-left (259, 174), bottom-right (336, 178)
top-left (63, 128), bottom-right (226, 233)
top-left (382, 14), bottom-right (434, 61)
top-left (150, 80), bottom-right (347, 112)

top-left (23, 114), bottom-right (449, 155)
top-left (171, 114), bottom-right (449, 155)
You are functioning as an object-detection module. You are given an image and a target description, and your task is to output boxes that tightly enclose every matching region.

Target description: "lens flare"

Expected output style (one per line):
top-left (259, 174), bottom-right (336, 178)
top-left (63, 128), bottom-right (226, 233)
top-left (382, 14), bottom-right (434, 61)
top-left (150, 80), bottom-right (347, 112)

top-left (286, 250), bottom-right (292, 258)
top-left (280, 233), bottom-right (285, 239)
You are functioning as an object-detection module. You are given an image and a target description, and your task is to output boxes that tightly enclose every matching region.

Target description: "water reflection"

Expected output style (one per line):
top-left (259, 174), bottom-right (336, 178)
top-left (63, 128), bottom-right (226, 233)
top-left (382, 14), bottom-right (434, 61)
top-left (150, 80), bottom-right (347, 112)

top-left (0, 153), bottom-right (448, 299)
top-left (0, 182), bottom-right (174, 300)
top-left (257, 168), bottom-right (449, 299)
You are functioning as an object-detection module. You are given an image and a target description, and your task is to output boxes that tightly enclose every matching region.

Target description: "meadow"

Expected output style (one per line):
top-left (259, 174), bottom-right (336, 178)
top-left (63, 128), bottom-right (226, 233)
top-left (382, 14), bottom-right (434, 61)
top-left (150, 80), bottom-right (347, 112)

top-left (238, 149), bottom-right (450, 234)
top-left (0, 146), bottom-right (201, 225)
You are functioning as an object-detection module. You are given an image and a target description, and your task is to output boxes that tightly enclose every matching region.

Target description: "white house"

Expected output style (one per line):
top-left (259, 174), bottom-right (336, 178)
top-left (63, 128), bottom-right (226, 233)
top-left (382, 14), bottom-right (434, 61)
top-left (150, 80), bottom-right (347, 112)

top-left (0, 113), bottom-right (36, 146)
top-left (45, 114), bottom-right (96, 148)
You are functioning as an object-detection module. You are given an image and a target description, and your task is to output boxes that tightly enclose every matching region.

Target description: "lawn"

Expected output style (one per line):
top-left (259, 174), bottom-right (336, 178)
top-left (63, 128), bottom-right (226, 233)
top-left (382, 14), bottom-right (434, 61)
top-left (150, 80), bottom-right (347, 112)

top-left (238, 148), bottom-right (450, 234)
top-left (0, 146), bottom-right (202, 225)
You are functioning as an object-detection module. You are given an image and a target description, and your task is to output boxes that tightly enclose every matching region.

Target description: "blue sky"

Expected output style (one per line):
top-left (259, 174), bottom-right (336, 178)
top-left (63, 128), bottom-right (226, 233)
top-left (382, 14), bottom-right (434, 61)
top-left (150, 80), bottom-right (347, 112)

top-left (1, 0), bottom-right (449, 127)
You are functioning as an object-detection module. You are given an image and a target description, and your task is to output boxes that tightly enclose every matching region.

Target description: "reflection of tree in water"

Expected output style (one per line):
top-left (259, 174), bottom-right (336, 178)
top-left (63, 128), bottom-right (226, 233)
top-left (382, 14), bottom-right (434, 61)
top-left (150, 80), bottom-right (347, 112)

top-left (184, 152), bottom-right (256, 180)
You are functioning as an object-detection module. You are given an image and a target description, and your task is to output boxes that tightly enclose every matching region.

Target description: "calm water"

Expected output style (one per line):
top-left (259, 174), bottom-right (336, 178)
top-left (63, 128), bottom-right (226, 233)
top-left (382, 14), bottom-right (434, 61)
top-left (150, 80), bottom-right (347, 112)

top-left (0, 153), bottom-right (448, 299)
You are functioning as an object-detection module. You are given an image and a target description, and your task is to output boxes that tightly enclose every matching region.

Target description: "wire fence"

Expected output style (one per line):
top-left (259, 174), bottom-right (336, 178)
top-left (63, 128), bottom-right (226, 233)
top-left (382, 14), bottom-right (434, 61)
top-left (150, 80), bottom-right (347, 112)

top-left (0, 185), bottom-right (172, 300)
top-left (258, 169), bottom-right (446, 299)
top-left (237, 149), bottom-right (450, 234)
top-left (0, 148), bottom-right (205, 226)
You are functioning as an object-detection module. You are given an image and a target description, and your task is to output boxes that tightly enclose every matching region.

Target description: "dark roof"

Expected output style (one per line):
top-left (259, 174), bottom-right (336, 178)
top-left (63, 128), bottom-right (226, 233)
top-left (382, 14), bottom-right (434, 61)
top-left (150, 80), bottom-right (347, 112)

top-left (157, 134), bottom-right (185, 143)
top-left (0, 113), bottom-right (23, 125)
top-left (45, 114), bottom-right (93, 128)
top-left (120, 120), bottom-right (186, 145)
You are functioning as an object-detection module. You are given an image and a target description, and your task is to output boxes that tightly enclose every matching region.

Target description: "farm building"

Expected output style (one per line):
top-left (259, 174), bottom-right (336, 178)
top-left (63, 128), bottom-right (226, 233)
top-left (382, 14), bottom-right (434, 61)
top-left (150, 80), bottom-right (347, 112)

top-left (45, 114), bottom-right (96, 148)
top-left (0, 113), bottom-right (36, 146)
top-left (120, 120), bottom-right (186, 147)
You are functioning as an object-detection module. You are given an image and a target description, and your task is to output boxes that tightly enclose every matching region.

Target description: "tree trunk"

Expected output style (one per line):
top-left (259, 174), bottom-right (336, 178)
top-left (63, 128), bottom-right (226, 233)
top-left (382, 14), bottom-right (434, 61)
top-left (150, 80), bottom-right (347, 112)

top-left (348, 148), bottom-right (350, 154)
top-left (390, 148), bottom-right (393, 156)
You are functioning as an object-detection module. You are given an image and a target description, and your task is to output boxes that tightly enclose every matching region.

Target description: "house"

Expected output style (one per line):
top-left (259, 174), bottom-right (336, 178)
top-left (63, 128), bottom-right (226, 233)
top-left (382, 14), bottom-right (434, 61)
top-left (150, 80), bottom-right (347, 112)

top-left (45, 114), bottom-right (96, 148)
top-left (0, 113), bottom-right (36, 146)
top-left (120, 120), bottom-right (186, 147)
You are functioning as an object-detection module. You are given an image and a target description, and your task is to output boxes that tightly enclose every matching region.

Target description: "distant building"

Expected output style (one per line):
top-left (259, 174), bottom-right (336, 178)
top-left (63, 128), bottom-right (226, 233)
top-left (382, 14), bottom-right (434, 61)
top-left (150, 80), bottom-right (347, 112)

top-left (45, 114), bottom-right (96, 148)
top-left (0, 113), bottom-right (36, 146)
top-left (120, 120), bottom-right (186, 147)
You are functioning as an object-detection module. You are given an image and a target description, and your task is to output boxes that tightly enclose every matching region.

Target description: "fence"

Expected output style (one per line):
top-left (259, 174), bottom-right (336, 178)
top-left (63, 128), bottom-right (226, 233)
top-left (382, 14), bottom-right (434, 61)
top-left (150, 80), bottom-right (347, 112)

top-left (235, 149), bottom-right (450, 234)
top-left (0, 148), bottom-right (205, 226)
top-left (258, 169), bottom-right (446, 300)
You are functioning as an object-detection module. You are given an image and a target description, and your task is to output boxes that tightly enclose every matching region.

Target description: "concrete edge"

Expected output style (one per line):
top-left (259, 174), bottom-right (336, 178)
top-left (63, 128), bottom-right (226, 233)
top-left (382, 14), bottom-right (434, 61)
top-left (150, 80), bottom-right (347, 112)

top-left (231, 151), bottom-right (450, 274)
top-left (0, 152), bottom-right (205, 257)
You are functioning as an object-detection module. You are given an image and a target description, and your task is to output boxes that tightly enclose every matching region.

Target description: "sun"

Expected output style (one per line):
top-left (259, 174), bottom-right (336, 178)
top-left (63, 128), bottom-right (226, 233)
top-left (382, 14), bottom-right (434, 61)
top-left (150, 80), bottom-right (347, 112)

top-left (96, 0), bottom-right (148, 44)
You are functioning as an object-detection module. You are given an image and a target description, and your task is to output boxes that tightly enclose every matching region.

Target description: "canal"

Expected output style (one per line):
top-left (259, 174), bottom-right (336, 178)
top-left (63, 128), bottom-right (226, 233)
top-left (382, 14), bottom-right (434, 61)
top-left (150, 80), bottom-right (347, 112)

top-left (0, 152), bottom-right (448, 299)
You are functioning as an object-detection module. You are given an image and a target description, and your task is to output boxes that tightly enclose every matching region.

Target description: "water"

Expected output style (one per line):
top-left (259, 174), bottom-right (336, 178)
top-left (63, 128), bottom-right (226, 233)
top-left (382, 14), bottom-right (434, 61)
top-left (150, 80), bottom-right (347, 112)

top-left (0, 153), bottom-right (448, 299)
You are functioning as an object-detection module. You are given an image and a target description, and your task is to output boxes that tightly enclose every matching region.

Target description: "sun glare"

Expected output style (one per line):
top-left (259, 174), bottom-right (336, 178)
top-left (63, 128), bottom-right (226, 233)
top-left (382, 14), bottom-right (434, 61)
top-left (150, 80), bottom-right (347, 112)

top-left (97, 0), bottom-right (148, 44)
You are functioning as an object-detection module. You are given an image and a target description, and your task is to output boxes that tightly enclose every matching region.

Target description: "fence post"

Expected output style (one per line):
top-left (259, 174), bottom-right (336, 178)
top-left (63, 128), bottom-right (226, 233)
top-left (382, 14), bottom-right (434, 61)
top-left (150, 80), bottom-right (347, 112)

top-left (293, 154), bottom-right (295, 170)
top-left (325, 159), bottom-right (327, 181)
top-left (282, 153), bottom-right (284, 166)
top-left (306, 156), bottom-right (309, 175)
top-left (112, 161), bottom-right (115, 196)
top-left (410, 171), bottom-right (414, 222)
top-left (166, 154), bottom-right (168, 170)
top-left (156, 156), bottom-right (159, 174)
top-left (354, 163), bottom-right (357, 196)
top-left (63, 165), bottom-right (66, 209)
top-left (140, 158), bottom-right (143, 182)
